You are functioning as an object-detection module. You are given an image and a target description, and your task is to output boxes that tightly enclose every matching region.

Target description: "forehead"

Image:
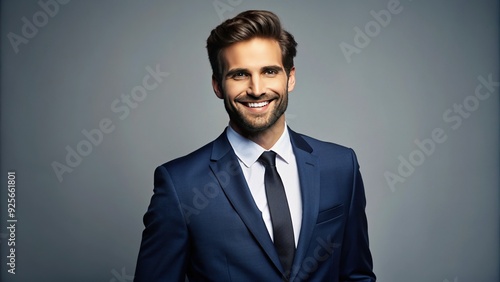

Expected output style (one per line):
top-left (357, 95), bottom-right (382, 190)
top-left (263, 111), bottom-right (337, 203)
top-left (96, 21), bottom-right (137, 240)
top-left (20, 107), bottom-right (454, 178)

top-left (222, 38), bottom-right (283, 70)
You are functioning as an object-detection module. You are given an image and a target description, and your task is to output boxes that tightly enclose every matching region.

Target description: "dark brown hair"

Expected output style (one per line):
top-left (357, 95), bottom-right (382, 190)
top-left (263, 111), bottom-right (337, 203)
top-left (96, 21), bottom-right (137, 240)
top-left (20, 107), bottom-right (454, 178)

top-left (206, 10), bottom-right (297, 84)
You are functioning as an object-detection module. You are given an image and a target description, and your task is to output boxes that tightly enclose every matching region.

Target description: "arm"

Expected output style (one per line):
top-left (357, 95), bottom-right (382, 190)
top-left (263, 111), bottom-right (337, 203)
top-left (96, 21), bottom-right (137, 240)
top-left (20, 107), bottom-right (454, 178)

top-left (134, 165), bottom-right (190, 282)
top-left (339, 149), bottom-right (376, 281)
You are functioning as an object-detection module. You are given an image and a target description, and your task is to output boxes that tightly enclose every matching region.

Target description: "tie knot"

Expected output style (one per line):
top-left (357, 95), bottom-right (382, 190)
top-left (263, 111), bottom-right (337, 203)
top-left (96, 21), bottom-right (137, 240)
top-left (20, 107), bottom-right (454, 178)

top-left (259, 151), bottom-right (277, 167)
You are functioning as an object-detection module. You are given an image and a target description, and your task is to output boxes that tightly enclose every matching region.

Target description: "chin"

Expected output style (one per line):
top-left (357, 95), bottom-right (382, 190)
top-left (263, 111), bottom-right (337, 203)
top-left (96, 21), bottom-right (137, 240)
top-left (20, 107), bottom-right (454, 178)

top-left (240, 116), bottom-right (282, 134)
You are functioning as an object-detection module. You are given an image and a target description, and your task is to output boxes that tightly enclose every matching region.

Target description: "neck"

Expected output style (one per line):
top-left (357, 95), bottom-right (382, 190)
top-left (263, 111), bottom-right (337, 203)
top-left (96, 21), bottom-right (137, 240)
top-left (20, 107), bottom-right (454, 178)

top-left (230, 116), bottom-right (286, 150)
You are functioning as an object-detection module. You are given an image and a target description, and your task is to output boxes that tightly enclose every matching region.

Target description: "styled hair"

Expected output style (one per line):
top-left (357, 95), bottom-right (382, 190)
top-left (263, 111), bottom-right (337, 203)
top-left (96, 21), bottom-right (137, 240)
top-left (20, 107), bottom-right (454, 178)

top-left (206, 10), bottom-right (297, 84)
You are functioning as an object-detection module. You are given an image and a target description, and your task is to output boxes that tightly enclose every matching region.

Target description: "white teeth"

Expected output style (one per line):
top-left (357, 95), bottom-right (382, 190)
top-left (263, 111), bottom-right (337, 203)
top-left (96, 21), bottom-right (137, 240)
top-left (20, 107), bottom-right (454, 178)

top-left (247, 101), bottom-right (269, 108)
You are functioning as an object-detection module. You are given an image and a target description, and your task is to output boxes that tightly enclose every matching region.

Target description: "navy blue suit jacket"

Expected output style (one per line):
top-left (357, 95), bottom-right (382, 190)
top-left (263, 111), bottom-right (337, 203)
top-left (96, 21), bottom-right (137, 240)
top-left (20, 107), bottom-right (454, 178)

top-left (135, 128), bottom-right (375, 281)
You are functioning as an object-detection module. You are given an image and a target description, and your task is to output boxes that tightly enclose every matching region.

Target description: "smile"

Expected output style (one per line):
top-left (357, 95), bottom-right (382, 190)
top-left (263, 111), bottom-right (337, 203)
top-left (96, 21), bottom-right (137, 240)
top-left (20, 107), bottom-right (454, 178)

top-left (245, 101), bottom-right (270, 108)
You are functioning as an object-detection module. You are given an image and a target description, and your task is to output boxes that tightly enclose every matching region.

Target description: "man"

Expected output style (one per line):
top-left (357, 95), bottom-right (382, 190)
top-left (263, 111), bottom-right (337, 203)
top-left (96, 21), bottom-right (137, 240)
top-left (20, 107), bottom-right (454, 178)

top-left (135, 10), bottom-right (375, 282)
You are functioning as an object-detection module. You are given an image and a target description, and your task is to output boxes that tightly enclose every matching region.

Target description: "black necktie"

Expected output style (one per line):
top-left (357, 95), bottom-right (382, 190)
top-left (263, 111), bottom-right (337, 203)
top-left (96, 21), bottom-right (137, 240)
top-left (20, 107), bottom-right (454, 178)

top-left (259, 151), bottom-right (295, 279)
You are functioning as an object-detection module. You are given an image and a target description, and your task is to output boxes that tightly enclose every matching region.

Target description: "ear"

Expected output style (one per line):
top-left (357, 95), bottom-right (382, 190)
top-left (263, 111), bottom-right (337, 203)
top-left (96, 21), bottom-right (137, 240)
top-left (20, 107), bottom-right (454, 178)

top-left (287, 67), bottom-right (296, 92)
top-left (212, 75), bottom-right (224, 99)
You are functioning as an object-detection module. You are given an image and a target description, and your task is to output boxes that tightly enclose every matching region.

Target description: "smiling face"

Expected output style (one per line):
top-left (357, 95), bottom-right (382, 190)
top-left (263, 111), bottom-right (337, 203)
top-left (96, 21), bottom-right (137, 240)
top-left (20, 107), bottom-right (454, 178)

top-left (213, 37), bottom-right (296, 140)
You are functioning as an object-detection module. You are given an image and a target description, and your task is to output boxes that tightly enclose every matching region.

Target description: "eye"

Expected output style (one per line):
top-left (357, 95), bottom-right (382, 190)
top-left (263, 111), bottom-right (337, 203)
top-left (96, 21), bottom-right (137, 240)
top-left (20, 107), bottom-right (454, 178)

top-left (264, 69), bottom-right (279, 76)
top-left (231, 72), bottom-right (248, 80)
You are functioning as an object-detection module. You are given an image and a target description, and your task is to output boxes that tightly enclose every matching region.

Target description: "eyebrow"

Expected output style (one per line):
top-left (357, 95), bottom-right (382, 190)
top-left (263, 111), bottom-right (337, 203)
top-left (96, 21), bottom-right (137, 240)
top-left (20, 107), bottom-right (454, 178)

top-left (262, 65), bottom-right (284, 73)
top-left (225, 68), bottom-right (248, 78)
top-left (225, 65), bottom-right (284, 78)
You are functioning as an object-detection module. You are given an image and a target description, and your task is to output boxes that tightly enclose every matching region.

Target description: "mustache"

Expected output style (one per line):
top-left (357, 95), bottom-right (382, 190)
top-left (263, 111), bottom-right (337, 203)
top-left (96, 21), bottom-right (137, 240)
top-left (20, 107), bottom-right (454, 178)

top-left (234, 93), bottom-right (278, 103)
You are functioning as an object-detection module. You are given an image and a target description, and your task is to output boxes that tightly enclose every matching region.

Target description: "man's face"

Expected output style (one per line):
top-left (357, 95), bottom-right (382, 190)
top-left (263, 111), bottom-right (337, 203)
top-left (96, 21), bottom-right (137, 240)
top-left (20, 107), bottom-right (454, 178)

top-left (213, 37), bottom-right (295, 136)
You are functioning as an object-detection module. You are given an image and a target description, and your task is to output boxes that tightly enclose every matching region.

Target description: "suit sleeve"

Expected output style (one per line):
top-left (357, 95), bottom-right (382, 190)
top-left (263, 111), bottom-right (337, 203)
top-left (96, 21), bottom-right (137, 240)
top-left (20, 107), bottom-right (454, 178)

top-left (339, 149), bottom-right (376, 281)
top-left (134, 165), bottom-right (190, 282)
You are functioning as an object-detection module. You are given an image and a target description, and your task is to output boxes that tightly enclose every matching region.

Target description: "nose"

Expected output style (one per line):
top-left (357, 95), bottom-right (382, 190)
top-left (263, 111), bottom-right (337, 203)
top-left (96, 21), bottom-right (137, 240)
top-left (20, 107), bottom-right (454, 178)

top-left (247, 76), bottom-right (266, 97)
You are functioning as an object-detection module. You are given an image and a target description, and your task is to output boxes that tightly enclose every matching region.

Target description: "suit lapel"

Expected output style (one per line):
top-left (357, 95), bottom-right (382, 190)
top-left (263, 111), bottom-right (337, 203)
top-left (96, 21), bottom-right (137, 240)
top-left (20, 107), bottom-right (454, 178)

top-left (288, 129), bottom-right (321, 281)
top-left (209, 131), bottom-right (285, 274)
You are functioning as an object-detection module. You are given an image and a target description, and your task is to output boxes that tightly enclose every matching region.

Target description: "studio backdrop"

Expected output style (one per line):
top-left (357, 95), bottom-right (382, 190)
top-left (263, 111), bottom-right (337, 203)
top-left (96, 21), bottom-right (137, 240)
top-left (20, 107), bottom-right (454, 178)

top-left (1, 0), bottom-right (498, 281)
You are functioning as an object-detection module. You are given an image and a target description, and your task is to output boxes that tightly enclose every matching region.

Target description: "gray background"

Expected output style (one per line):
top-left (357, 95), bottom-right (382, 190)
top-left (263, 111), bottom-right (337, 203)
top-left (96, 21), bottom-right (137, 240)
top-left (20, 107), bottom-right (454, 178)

top-left (1, 0), bottom-right (498, 281)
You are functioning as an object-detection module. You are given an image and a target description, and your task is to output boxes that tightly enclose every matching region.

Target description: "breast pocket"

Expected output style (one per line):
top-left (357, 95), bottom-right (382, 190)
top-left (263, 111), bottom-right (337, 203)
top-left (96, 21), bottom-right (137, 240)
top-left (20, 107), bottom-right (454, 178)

top-left (316, 204), bottom-right (344, 224)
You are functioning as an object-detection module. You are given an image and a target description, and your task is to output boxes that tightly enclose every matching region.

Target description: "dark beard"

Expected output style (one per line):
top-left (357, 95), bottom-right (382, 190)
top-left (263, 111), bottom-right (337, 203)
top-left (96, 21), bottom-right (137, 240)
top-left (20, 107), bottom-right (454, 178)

top-left (223, 90), bottom-right (288, 136)
top-left (225, 97), bottom-right (287, 134)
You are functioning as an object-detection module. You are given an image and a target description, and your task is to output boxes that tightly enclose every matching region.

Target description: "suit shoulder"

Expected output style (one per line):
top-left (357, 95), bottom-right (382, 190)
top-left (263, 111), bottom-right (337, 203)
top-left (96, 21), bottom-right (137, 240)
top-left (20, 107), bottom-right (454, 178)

top-left (159, 140), bottom-right (214, 171)
top-left (297, 132), bottom-right (354, 154)
top-left (293, 131), bottom-right (359, 167)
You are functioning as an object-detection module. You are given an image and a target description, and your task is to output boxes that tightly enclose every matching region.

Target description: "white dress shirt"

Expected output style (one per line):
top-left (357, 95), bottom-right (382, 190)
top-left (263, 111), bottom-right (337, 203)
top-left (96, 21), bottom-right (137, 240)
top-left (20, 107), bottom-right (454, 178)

top-left (226, 124), bottom-right (302, 247)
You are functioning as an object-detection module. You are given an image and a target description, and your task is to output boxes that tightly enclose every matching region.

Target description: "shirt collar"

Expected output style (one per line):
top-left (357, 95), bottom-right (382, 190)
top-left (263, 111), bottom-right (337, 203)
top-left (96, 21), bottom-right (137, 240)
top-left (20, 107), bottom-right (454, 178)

top-left (226, 123), bottom-right (293, 168)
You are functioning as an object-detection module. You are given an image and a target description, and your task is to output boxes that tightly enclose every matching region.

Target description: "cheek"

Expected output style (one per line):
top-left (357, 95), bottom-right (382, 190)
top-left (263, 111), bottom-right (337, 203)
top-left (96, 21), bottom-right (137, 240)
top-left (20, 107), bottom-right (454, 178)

top-left (262, 75), bottom-right (289, 90)
top-left (268, 80), bottom-right (288, 93)
top-left (224, 81), bottom-right (247, 97)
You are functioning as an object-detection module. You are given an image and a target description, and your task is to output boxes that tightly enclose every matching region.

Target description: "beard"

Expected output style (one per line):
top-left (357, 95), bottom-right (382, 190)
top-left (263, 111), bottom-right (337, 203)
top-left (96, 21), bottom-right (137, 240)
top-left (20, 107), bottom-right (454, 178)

top-left (223, 89), bottom-right (289, 135)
